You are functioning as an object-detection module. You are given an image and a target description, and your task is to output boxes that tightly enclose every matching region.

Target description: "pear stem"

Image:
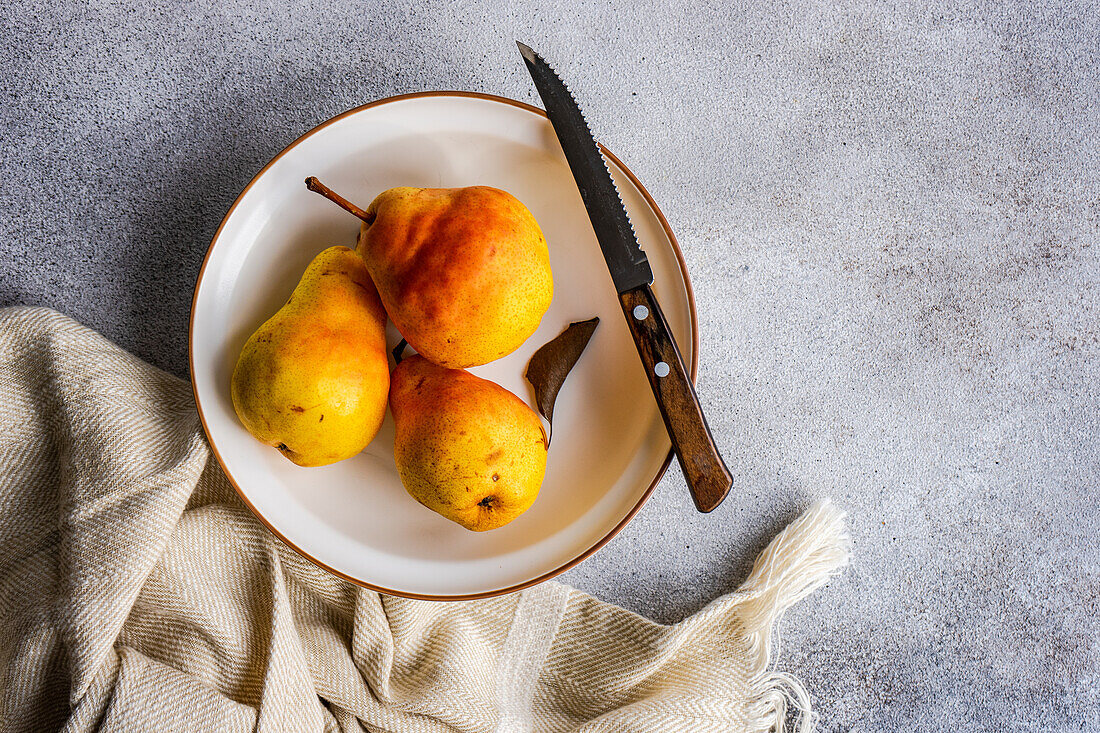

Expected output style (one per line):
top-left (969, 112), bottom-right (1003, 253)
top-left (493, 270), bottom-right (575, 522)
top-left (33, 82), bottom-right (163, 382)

top-left (391, 339), bottom-right (408, 365)
top-left (305, 177), bottom-right (375, 224)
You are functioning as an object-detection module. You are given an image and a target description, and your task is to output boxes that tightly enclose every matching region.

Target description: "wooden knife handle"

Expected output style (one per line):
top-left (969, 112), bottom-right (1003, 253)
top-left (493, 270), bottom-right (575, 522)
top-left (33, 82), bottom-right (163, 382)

top-left (619, 285), bottom-right (733, 512)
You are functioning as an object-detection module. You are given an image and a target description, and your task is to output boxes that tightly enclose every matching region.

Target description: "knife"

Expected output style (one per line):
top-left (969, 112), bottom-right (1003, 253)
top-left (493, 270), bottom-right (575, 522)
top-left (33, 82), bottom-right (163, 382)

top-left (518, 42), bottom-right (733, 513)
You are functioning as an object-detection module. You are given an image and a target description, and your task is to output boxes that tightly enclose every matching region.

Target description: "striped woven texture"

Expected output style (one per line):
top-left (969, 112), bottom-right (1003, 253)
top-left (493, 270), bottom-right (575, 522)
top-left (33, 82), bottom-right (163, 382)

top-left (0, 307), bottom-right (848, 732)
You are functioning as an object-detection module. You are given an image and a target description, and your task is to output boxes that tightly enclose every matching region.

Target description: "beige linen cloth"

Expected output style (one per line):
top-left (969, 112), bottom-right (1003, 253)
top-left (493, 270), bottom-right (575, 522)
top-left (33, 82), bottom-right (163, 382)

top-left (0, 307), bottom-right (850, 733)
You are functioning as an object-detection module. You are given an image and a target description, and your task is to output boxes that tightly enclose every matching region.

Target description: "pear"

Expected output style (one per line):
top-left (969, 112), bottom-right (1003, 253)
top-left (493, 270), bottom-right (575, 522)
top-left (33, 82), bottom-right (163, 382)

top-left (305, 179), bottom-right (553, 369)
top-left (231, 246), bottom-right (389, 467)
top-left (390, 355), bottom-right (548, 531)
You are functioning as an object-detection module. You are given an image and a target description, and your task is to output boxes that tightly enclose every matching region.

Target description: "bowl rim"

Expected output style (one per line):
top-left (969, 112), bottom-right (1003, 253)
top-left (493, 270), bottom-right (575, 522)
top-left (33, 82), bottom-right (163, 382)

top-left (188, 91), bottom-right (699, 600)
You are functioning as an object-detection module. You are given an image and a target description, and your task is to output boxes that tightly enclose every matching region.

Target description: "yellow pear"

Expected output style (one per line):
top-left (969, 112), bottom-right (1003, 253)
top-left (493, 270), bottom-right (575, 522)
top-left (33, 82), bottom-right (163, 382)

top-left (231, 246), bottom-right (389, 467)
top-left (390, 355), bottom-right (548, 531)
top-left (356, 185), bottom-right (553, 369)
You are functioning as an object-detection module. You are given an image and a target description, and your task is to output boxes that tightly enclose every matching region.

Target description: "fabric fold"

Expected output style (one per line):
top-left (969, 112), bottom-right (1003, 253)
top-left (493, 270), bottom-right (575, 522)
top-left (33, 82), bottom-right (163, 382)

top-left (0, 307), bottom-right (849, 733)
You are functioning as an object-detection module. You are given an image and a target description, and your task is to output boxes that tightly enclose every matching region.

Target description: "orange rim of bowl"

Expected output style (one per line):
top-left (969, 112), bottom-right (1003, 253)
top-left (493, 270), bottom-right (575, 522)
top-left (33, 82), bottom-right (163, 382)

top-left (188, 91), bottom-right (700, 601)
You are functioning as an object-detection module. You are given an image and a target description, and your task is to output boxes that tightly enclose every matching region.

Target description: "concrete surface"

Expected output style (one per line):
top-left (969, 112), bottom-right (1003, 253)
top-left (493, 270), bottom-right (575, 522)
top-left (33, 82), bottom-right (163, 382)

top-left (2, 1), bottom-right (1097, 729)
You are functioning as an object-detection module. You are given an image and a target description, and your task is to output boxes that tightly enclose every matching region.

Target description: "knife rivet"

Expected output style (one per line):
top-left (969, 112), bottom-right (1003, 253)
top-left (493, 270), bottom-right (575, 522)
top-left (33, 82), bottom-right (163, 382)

top-left (654, 361), bottom-right (670, 377)
top-left (633, 305), bottom-right (649, 320)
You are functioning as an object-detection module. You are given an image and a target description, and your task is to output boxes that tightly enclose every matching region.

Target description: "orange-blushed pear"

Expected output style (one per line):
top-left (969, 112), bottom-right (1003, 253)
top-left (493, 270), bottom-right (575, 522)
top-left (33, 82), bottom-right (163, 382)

top-left (306, 178), bottom-right (553, 369)
top-left (388, 355), bottom-right (548, 531)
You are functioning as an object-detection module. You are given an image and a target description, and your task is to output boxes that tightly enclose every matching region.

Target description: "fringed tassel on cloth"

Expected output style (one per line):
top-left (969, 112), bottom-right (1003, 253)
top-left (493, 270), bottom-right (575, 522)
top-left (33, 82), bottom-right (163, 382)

top-left (737, 500), bottom-right (851, 733)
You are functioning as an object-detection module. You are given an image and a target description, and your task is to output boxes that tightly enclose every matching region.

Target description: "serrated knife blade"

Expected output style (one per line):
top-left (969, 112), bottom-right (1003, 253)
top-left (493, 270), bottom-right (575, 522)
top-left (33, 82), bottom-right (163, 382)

top-left (517, 42), bottom-right (654, 293)
top-left (518, 42), bottom-right (733, 513)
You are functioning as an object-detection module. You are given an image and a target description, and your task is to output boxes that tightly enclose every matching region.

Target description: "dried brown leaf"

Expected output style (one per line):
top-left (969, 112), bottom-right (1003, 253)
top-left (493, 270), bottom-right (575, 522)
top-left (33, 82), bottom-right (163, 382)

top-left (525, 317), bottom-right (599, 446)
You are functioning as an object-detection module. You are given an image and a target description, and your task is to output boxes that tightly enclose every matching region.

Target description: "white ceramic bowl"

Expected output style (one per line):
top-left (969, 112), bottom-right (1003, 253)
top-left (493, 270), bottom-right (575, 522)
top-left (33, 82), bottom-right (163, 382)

top-left (189, 92), bottom-right (696, 599)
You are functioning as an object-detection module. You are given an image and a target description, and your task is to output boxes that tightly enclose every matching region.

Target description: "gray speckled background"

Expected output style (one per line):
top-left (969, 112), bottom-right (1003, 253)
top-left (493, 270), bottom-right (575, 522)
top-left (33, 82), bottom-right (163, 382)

top-left (2, 1), bottom-right (1098, 729)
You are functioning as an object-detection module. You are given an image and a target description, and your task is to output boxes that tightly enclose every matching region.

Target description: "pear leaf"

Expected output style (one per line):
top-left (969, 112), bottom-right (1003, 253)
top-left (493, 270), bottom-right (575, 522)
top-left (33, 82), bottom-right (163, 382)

top-left (525, 317), bottom-right (599, 446)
